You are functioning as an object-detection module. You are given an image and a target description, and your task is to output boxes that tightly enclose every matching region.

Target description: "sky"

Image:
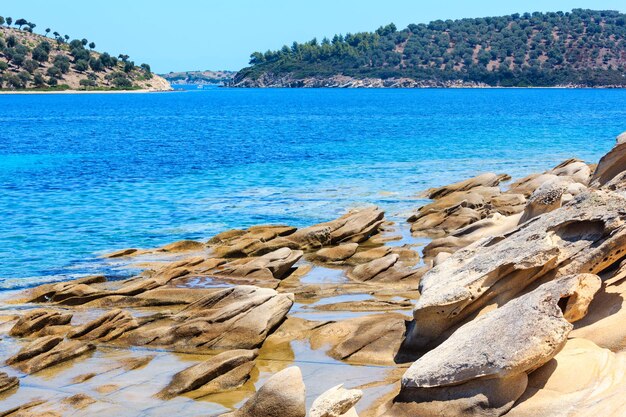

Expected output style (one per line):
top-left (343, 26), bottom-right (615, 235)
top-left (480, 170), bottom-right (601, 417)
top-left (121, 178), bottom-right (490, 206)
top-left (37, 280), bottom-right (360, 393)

top-left (3, 1), bottom-right (626, 73)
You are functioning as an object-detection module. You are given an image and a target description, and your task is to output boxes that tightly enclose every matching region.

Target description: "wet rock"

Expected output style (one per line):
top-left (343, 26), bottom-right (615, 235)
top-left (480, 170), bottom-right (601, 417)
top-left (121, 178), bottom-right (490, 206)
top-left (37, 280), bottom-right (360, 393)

top-left (348, 254), bottom-right (421, 283)
top-left (311, 243), bottom-right (359, 263)
top-left (421, 173), bottom-right (510, 199)
top-left (406, 189), bottom-right (626, 350)
top-left (286, 207), bottom-right (385, 250)
top-left (0, 400), bottom-right (49, 417)
top-left (214, 248), bottom-right (303, 280)
top-left (104, 248), bottom-right (139, 258)
top-left (157, 349), bottom-right (258, 399)
top-left (160, 239), bottom-right (205, 252)
top-left (125, 286), bottom-right (293, 350)
top-left (23, 275), bottom-right (106, 304)
top-left (223, 366), bottom-right (306, 417)
top-left (392, 275), bottom-right (600, 417)
top-left (9, 309), bottom-right (73, 337)
top-left (310, 384), bottom-right (362, 417)
top-left (311, 313), bottom-right (408, 365)
top-left (0, 372), bottom-right (19, 394)
top-left (6, 335), bottom-right (63, 365)
top-left (209, 225), bottom-right (298, 257)
top-left (67, 309), bottom-right (139, 342)
top-left (349, 246), bottom-right (392, 263)
top-left (8, 338), bottom-right (95, 374)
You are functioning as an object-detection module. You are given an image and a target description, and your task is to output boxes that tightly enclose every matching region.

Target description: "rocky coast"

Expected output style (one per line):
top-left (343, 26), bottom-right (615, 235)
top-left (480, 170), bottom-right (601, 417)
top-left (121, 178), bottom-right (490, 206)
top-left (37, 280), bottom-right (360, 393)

top-left (2, 133), bottom-right (626, 416)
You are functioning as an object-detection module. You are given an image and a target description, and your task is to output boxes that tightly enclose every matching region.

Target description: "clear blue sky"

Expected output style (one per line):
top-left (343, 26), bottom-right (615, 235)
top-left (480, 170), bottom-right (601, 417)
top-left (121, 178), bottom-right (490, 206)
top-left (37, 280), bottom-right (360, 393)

top-left (3, 1), bottom-right (625, 73)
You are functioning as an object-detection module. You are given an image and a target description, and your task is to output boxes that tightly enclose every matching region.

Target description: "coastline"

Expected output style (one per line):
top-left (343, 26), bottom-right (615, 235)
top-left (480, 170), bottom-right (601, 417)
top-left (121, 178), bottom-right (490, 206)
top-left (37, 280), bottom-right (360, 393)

top-left (1, 135), bottom-right (626, 415)
top-left (0, 88), bottom-right (175, 95)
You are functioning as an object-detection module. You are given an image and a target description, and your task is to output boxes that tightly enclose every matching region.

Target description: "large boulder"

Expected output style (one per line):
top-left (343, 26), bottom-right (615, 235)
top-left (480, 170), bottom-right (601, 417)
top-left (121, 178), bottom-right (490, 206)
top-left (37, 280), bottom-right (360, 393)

top-left (389, 275), bottom-right (600, 417)
top-left (223, 366), bottom-right (306, 417)
top-left (405, 189), bottom-right (626, 350)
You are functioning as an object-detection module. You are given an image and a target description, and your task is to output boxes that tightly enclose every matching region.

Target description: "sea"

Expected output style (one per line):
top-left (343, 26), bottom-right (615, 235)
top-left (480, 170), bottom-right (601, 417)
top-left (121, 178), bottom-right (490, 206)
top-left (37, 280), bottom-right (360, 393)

top-left (1, 86), bottom-right (625, 290)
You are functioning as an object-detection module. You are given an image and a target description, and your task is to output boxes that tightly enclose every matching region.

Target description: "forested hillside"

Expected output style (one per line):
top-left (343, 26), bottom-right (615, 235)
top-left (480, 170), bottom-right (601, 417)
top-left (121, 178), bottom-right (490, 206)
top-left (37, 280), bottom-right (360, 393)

top-left (233, 9), bottom-right (626, 87)
top-left (0, 16), bottom-right (170, 91)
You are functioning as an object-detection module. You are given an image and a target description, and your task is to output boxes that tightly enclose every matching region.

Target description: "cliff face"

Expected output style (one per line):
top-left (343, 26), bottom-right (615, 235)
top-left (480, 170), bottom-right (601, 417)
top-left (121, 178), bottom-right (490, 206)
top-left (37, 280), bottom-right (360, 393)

top-left (231, 73), bottom-right (489, 88)
top-left (0, 26), bottom-right (171, 91)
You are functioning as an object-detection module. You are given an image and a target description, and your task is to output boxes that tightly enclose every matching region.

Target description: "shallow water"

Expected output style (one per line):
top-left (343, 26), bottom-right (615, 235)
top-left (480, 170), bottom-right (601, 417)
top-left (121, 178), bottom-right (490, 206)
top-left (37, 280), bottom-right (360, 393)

top-left (1, 87), bottom-right (625, 289)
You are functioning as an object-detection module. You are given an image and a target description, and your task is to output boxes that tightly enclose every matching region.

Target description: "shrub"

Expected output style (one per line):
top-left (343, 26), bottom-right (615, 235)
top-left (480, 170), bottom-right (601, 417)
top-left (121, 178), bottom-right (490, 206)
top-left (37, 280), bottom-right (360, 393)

top-left (32, 46), bottom-right (49, 62)
top-left (89, 57), bottom-right (103, 71)
top-left (79, 78), bottom-right (97, 87)
top-left (53, 55), bottom-right (70, 73)
top-left (33, 72), bottom-right (46, 86)
top-left (46, 66), bottom-right (62, 78)
top-left (23, 59), bottom-right (39, 73)
top-left (74, 59), bottom-right (89, 72)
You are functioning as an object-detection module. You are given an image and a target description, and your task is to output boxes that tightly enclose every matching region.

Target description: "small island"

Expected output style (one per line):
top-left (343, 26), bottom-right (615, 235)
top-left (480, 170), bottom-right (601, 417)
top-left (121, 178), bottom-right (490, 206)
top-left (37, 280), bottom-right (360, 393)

top-left (0, 16), bottom-right (171, 92)
top-left (233, 9), bottom-right (626, 88)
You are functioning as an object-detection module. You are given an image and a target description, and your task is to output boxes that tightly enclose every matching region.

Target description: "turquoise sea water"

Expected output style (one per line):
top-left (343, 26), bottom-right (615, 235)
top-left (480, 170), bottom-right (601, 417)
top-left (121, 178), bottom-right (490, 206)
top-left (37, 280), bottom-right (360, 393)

top-left (1, 87), bottom-right (625, 289)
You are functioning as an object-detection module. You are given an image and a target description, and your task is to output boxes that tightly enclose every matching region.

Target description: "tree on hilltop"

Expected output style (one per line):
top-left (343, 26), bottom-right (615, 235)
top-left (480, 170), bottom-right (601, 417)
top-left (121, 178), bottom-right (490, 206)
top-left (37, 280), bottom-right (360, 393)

top-left (45, 28), bottom-right (51, 37)
top-left (89, 42), bottom-right (95, 50)
top-left (15, 18), bottom-right (27, 29)
top-left (0, 17), bottom-right (5, 26)
top-left (6, 17), bottom-right (12, 26)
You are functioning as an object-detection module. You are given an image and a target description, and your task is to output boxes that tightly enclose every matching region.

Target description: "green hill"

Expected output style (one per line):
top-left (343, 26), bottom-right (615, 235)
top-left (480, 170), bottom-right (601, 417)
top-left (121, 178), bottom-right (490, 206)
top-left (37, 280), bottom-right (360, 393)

top-left (233, 9), bottom-right (626, 87)
top-left (0, 16), bottom-right (171, 91)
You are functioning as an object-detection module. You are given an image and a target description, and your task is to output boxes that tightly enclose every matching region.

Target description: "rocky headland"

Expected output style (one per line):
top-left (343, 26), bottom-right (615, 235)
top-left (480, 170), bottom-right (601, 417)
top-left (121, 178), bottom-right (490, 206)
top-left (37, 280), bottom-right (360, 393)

top-left (2, 133), bottom-right (626, 416)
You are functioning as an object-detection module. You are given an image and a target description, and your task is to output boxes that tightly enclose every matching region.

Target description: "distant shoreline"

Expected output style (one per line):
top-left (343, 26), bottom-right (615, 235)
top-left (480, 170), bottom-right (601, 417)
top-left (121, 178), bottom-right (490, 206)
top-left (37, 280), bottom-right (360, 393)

top-left (0, 89), bottom-right (175, 95)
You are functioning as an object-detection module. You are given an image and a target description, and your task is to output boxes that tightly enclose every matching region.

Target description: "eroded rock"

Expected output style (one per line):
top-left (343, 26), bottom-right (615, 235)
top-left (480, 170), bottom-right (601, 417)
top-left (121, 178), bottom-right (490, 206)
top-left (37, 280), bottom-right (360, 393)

top-left (124, 286), bottom-right (293, 350)
top-left (392, 275), bottom-right (600, 417)
top-left (223, 366), bottom-right (306, 417)
top-left (310, 384), bottom-right (362, 417)
top-left (157, 349), bottom-right (258, 399)
top-left (9, 309), bottom-right (73, 337)
top-left (0, 372), bottom-right (19, 395)
top-left (406, 189), bottom-right (626, 350)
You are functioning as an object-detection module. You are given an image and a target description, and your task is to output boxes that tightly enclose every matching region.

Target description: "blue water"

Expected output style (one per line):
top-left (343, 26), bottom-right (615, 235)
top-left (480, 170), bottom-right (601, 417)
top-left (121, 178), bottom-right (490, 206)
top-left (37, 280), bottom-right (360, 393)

top-left (1, 88), bottom-right (625, 289)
